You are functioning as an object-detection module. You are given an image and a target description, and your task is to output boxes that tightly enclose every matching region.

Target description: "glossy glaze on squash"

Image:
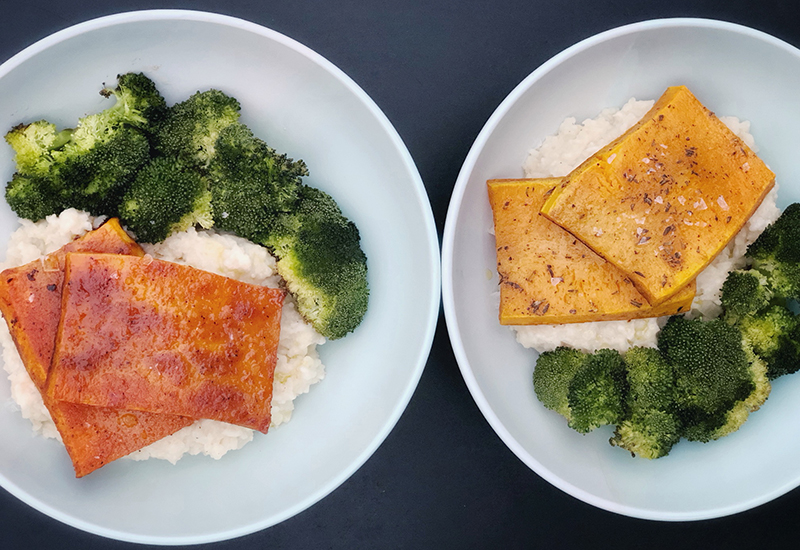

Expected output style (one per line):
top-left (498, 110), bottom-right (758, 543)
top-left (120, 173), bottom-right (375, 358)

top-left (49, 253), bottom-right (285, 433)
top-left (0, 218), bottom-right (144, 389)
top-left (0, 219), bottom-right (192, 477)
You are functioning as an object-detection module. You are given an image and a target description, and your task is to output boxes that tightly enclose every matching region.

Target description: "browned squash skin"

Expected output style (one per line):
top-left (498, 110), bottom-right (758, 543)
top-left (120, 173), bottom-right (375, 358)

top-left (488, 178), bottom-right (695, 324)
top-left (0, 219), bottom-right (192, 478)
top-left (541, 86), bottom-right (775, 305)
top-left (49, 253), bottom-right (285, 434)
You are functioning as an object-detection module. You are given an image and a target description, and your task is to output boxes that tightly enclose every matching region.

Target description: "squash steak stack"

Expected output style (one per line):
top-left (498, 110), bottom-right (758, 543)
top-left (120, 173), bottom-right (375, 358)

top-left (489, 86), bottom-right (775, 325)
top-left (0, 219), bottom-right (284, 476)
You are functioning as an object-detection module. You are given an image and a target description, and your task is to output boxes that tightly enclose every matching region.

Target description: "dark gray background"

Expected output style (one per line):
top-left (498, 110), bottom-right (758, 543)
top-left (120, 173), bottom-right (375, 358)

top-left (2, 1), bottom-right (800, 548)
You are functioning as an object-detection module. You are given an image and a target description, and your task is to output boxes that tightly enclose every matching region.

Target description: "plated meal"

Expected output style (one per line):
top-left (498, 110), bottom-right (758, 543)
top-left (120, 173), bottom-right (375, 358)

top-left (487, 85), bottom-right (795, 459)
top-left (443, 18), bottom-right (800, 520)
top-left (0, 10), bottom-right (437, 544)
top-left (0, 71), bottom-right (368, 477)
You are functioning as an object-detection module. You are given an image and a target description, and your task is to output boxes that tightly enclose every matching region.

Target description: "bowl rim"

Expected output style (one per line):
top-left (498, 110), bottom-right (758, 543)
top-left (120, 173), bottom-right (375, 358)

top-left (0, 8), bottom-right (440, 545)
top-left (442, 16), bottom-right (800, 522)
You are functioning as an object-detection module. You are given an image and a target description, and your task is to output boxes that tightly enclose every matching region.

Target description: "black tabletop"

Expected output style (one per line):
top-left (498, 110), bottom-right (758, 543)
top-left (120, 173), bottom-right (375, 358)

top-left (2, 1), bottom-right (800, 549)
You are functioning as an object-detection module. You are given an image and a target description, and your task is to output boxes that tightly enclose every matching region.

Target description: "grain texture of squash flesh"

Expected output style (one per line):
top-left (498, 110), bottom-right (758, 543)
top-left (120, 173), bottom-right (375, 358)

top-left (0, 219), bottom-right (192, 477)
top-left (49, 253), bottom-right (285, 434)
top-left (541, 86), bottom-right (775, 305)
top-left (488, 178), bottom-right (695, 324)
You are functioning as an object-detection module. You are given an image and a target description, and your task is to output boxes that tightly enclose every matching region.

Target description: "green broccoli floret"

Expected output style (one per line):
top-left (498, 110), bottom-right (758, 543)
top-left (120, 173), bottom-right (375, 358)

top-left (98, 72), bottom-right (169, 131)
top-left (532, 346), bottom-right (589, 419)
top-left (4, 121), bottom-right (72, 177)
top-left (259, 185), bottom-right (368, 339)
top-left (765, 326), bottom-right (800, 380)
top-left (62, 72), bottom-right (166, 156)
top-left (610, 347), bottom-right (681, 459)
top-left (532, 347), bottom-right (626, 434)
top-left (658, 316), bottom-right (770, 443)
top-left (4, 73), bottom-right (166, 219)
top-left (153, 89), bottom-right (241, 165)
top-left (62, 127), bottom-right (151, 215)
top-left (60, 74), bottom-right (166, 213)
top-left (613, 410), bottom-right (682, 459)
top-left (720, 269), bottom-right (774, 323)
top-left (737, 305), bottom-right (800, 380)
top-left (569, 349), bottom-right (628, 433)
top-left (118, 156), bottom-right (212, 243)
top-left (720, 206), bottom-right (800, 380)
top-left (208, 122), bottom-right (307, 240)
top-left (4, 173), bottom-right (64, 220)
top-left (745, 202), bottom-right (800, 300)
top-left (5, 73), bottom-right (163, 179)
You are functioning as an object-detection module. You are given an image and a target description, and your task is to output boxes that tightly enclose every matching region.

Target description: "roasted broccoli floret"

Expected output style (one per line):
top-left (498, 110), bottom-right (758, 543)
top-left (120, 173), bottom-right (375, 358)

top-left (207, 122), bottom-right (307, 240)
top-left (62, 127), bottom-right (151, 214)
top-left (97, 71), bottom-right (169, 131)
top-left (4, 173), bottom-right (64, 220)
top-left (720, 269), bottom-right (774, 323)
top-left (736, 304), bottom-right (800, 380)
top-left (568, 349), bottom-right (628, 433)
top-left (60, 72), bottom-right (165, 158)
top-left (4, 120), bottom-right (72, 177)
top-left (202, 120), bottom-right (365, 338)
top-left (610, 347), bottom-right (681, 459)
top-left (720, 205), bottom-right (800, 379)
top-left (153, 89), bottom-right (241, 165)
top-left (118, 156), bottom-right (212, 243)
top-left (259, 185), bottom-right (368, 340)
top-left (613, 410), bottom-right (682, 459)
top-left (533, 346), bottom-right (588, 419)
top-left (658, 316), bottom-right (770, 443)
top-left (532, 347), bottom-right (626, 433)
top-left (745, 202), bottom-right (800, 300)
top-left (4, 73), bottom-right (166, 219)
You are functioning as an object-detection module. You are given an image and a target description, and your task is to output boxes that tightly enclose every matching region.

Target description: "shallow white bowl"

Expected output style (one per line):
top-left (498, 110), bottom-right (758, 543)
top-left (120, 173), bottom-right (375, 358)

top-left (0, 10), bottom-right (439, 544)
top-left (443, 18), bottom-right (800, 521)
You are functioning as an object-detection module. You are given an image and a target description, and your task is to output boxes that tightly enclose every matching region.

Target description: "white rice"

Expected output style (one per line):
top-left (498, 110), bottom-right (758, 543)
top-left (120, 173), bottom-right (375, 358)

top-left (0, 210), bottom-right (326, 463)
top-left (513, 98), bottom-right (781, 353)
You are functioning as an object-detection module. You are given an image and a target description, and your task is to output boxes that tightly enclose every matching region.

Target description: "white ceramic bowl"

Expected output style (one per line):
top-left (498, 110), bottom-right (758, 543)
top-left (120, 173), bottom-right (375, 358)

top-left (443, 18), bottom-right (800, 521)
top-left (0, 10), bottom-right (439, 544)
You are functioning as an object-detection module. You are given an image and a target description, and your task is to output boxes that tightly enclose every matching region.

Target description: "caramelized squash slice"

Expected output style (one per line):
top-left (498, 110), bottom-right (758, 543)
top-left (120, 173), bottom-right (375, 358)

top-left (488, 178), bottom-right (695, 324)
top-left (49, 253), bottom-right (285, 433)
top-left (541, 86), bottom-right (775, 305)
top-left (48, 401), bottom-right (192, 477)
top-left (0, 219), bottom-right (192, 477)
top-left (0, 218), bottom-right (145, 390)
